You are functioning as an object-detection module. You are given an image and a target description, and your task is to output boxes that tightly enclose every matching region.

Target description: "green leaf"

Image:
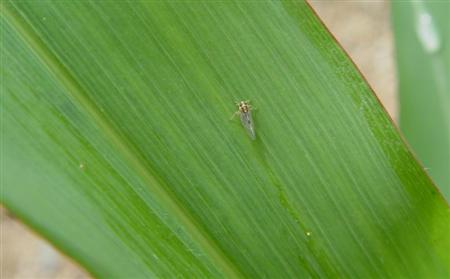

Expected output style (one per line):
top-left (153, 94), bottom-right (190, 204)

top-left (392, 1), bottom-right (450, 200)
top-left (2, 1), bottom-right (449, 277)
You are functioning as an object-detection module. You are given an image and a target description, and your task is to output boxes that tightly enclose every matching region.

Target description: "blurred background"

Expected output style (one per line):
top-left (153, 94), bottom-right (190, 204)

top-left (3, 1), bottom-right (448, 278)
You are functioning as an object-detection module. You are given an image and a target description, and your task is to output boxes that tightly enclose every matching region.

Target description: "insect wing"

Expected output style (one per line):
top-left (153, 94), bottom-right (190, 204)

top-left (240, 111), bottom-right (256, 140)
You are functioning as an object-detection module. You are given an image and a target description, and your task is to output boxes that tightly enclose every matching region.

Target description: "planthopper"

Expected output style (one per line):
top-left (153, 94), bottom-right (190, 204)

top-left (232, 100), bottom-right (256, 140)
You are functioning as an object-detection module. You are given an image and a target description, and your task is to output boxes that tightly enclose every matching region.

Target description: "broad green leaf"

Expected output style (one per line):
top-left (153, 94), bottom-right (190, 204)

top-left (392, 1), bottom-right (450, 199)
top-left (2, 1), bottom-right (449, 278)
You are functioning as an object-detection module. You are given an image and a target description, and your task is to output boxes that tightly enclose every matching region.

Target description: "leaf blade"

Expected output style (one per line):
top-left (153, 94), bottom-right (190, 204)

top-left (392, 1), bottom-right (450, 199)
top-left (2, 1), bottom-right (449, 278)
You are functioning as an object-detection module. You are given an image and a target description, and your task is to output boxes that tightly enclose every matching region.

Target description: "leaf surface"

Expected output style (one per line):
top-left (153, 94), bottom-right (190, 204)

top-left (2, 1), bottom-right (449, 277)
top-left (392, 1), bottom-right (450, 199)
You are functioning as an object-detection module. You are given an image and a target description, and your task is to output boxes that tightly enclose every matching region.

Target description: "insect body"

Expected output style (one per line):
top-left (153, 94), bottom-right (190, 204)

top-left (232, 100), bottom-right (256, 140)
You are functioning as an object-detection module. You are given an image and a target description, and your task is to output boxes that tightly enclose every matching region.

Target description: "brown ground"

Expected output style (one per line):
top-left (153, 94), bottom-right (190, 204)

top-left (1, 1), bottom-right (396, 278)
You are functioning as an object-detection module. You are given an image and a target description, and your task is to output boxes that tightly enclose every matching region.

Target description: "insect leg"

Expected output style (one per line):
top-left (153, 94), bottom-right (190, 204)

top-left (230, 110), bottom-right (240, 120)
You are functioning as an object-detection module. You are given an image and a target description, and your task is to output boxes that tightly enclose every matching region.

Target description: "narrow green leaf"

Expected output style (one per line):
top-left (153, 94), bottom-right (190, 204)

top-left (2, 1), bottom-right (449, 278)
top-left (392, 1), bottom-right (450, 199)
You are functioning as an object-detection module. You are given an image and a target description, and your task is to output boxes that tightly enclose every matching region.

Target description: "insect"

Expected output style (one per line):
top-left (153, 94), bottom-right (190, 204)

top-left (231, 100), bottom-right (256, 140)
